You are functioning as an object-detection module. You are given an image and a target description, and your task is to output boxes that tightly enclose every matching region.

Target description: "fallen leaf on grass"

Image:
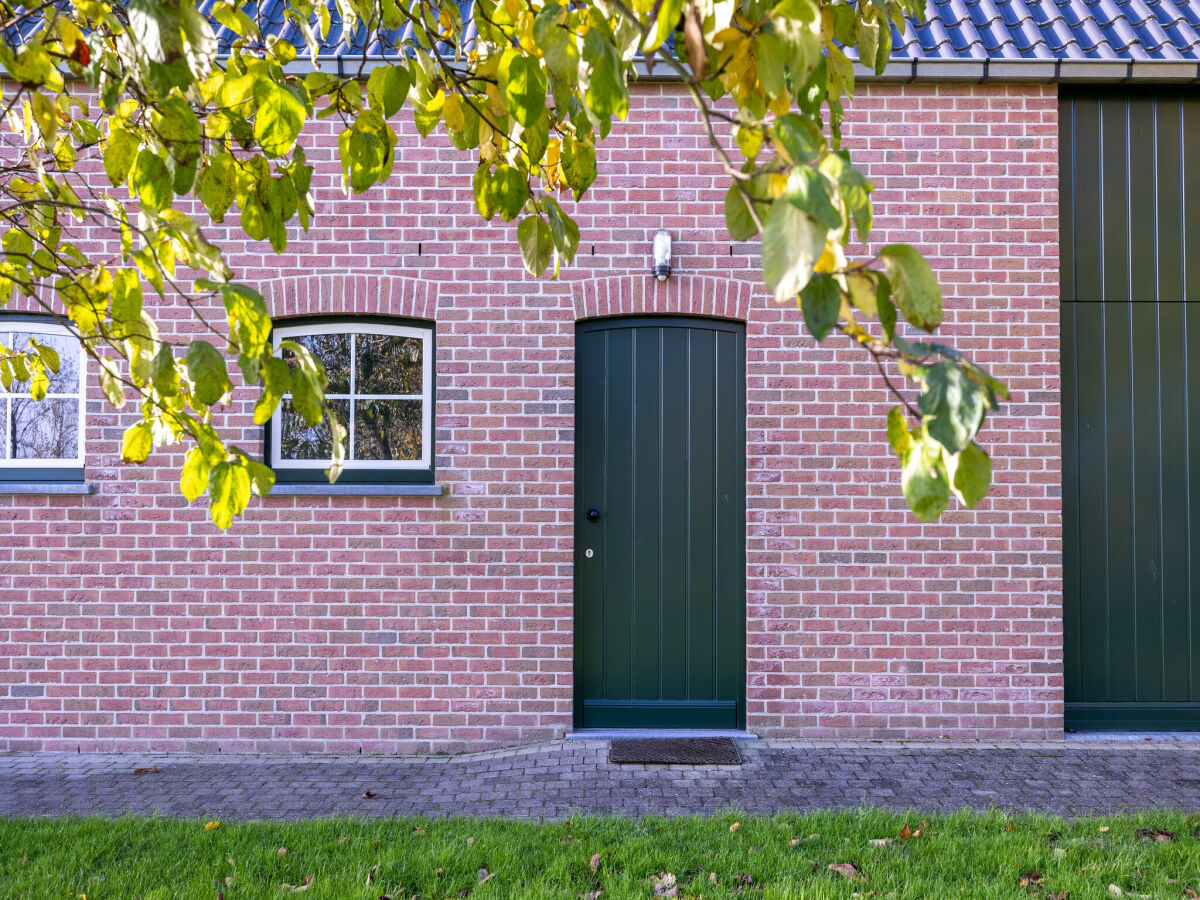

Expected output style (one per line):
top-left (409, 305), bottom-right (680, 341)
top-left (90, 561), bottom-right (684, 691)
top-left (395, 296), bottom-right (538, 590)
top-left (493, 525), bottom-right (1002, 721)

top-left (337, 835), bottom-right (349, 843)
top-left (1005, 824), bottom-right (1017, 832)
top-left (579, 892), bottom-right (601, 899)
top-left (899, 824), bottom-right (913, 840)
top-left (789, 838), bottom-right (801, 846)
top-left (282, 876), bottom-right (314, 892)
top-left (1184, 890), bottom-right (1198, 899)
top-left (1053, 848), bottom-right (1067, 858)
top-left (709, 873), bottom-right (718, 885)
top-left (133, 766), bottom-right (158, 774)
top-left (868, 839), bottom-right (893, 847)
top-left (467, 837), bottom-right (474, 846)
top-left (829, 863), bottom-right (861, 879)
top-left (1107, 886), bottom-right (1121, 897)
top-left (1099, 827), bottom-right (1111, 833)
top-left (1018, 871), bottom-right (1043, 889)
top-left (362, 791), bottom-right (377, 799)
top-left (589, 854), bottom-right (600, 872)
top-left (1046, 893), bottom-right (1070, 900)
top-left (1133, 828), bottom-right (1175, 842)
top-left (204, 821), bottom-right (221, 831)
top-left (652, 872), bottom-right (678, 897)
top-left (224, 877), bottom-right (232, 886)
top-left (732, 873), bottom-right (756, 894)
top-left (367, 866), bottom-right (377, 885)
top-left (730, 822), bottom-right (741, 833)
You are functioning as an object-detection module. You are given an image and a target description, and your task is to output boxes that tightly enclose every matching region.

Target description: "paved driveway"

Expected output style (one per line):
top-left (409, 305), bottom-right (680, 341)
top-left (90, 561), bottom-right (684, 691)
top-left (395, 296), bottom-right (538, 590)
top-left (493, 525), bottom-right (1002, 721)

top-left (3, 740), bottom-right (1199, 820)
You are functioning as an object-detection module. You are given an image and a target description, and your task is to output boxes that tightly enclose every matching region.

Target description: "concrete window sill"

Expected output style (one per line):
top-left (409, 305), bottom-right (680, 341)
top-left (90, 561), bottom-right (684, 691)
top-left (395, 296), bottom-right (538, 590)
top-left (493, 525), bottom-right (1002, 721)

top-left (269, 483), bottom-right (444, 497)
top-left (0, 482), bottom-right (94, 495)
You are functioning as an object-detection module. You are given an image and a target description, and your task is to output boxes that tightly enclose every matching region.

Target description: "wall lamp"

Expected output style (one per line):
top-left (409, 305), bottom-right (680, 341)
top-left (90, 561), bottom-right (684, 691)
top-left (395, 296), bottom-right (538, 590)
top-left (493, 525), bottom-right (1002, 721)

top-left (652, 229), bottom-right (672, 281)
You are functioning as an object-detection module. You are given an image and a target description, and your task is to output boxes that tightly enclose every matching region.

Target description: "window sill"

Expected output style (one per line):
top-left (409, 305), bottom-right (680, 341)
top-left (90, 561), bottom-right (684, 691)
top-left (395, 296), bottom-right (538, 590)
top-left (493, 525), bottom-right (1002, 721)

top-left (0, 482), bottom-right (94, 495)
top-left (269, 483), bottom-right (444, 497)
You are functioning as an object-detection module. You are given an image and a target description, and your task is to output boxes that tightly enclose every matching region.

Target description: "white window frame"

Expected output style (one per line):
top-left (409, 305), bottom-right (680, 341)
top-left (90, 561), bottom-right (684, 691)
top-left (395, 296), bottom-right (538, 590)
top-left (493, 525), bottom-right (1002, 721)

top-left (270, 321), bottom-right (433, 472)
top-left (0, 319), bottom-right (87, 470)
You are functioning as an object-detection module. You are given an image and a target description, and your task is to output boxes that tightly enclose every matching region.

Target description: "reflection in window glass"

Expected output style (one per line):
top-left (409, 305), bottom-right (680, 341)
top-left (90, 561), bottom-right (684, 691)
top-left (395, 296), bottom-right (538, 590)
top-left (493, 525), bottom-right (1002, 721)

top-left (12, 398), bottom-right (79, 459)
top-left (284, 332), bottom-right (351, 393)
top-left (356, 334), bottom-right (422, 395)
top-left (1, 325), bottom-right (85, 469)
top-left (354, 399), bottom-right (422, 460)
top-left (279, 398), bottom-right (349, 460)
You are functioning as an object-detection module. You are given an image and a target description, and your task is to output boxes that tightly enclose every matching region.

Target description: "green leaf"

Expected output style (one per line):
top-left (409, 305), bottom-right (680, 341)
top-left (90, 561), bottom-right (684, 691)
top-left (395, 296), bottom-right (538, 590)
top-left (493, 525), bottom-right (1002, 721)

top-left (645, 0), bottom-right (684, 51)
top-left (518, 215), bottom-right (554, 276)
top-left (104, 129), bottom-right (140, 187)
top-left (772, 114), bottom-right (823, 165)
top-left (784, 166), bottom-right (842, 231)
top-left (561, 136), bottom-right (596, 201)
top-left (216, 282), bottom-right (272, 357)
top-left (724, 184), bottom-right (759, 241)
top-left (181, 446), bottom-right (209, 501)
top-left (155, 96), bottom-right (202, 164)
top-left (366, 64), bottom-right (410, 118)
top-left (799, 273), bottom-right (841, 342)
top-left (537, 4), bottom-right (579, 81)
top-left (253, 79), bottom-right (306, 157)
top-left (121, 421), bottom-right (154, 463)
top-left (185, 339), bottom-right (233, 406)
top-left (543, 197), bottom-right (580, 264)
top-left (761, 198), bottom-right (825, 303)
top-left (582, 27), bottom-right (628, 126)
top-left (208, 460), bottom-right (250, 529)
top-left (886, 406), bottom-right (913, 457)
top-left (281, 339), bottom-right (326, 425)
top-left (235, 449), bottom-right (276, 497)
top-left (947, 441), bottom-right (991, 508)
top-left (901, 437), bottom-right (950, 523)
top-left (846, 271), bottom-right (877, 317)
top-left (30, 338), bottom-right (60, 375)
top-left (27, 360), bottom-right (48, 401)
top-left (130, 150), bottom-right (171, 211)
top-left (412, 88), bottom-right (444, 137)
top-left (492, 164), bottom-right (527, 222)
top-left (880, 244), bottom-right (941, 332)
top-left (198, 153), bottom-right (237, 222)
top-left (499, 50), bottom-right (548, 128)
top-left (112, 268), bottom-right (143, 328)
top-left (918, 361), bottom-right (986, 455)
top-left (877, 285), bottom-right (897, 343)
top-left (254, 356), bottom-right (291, 424)
top-left (99, 357), bottom-right (126, 408)
top-left (151, 343), bottom-right (180, 396)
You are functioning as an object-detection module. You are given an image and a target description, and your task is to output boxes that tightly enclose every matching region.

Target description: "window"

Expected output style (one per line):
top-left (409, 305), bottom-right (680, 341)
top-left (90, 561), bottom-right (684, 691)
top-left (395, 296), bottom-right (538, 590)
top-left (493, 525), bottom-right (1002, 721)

top-left (0, 318), bottom-right (86, 481)
top-left (269, 320), bottom-right (434, 483)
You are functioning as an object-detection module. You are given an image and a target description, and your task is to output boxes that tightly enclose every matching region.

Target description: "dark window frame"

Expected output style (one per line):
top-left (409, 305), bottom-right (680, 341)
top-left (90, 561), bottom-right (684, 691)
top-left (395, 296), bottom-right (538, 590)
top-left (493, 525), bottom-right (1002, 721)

top-left (266, 315), bottom-right (436, 485)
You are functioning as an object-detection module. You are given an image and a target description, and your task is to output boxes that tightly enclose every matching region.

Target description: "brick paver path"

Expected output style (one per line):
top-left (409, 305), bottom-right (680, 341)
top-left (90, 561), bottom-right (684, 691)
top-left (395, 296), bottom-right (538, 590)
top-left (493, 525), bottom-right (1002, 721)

top-left (3, 740), bottom-right (1199, 820)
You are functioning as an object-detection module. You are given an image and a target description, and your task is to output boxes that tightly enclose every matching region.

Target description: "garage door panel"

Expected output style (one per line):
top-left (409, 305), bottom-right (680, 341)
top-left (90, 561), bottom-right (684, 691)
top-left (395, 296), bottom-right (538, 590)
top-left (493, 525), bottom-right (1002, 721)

top-left (1063, 89), bottom-right (1200, 729)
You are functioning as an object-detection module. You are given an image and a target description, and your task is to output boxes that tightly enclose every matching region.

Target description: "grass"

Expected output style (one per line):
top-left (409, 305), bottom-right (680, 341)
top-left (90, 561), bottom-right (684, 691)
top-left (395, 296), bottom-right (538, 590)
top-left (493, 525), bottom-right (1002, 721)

top-left (3, 810), bottom-right (1200, 899)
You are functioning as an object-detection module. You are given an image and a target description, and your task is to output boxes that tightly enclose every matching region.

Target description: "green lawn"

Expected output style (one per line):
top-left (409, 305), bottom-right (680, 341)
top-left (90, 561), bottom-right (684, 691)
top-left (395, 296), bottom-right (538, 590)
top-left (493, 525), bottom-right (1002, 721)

top-left (3, 811), bottom-right (1200, 899)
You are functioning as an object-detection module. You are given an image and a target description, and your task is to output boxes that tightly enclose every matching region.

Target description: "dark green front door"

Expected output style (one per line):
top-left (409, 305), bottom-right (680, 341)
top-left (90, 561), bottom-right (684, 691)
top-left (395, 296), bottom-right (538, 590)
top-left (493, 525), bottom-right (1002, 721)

top-left (1062, 89), bottom-right (1200, 730)
top-left (574, 316), bottom-right (746, 730)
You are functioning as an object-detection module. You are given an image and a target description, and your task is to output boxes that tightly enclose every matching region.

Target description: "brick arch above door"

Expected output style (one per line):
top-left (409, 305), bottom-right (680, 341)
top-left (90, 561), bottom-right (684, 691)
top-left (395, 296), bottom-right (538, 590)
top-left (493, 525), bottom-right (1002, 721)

top-left (260, 273), bottom-right (438, 320)
top-left (571, 274), bottom-right (755, 323)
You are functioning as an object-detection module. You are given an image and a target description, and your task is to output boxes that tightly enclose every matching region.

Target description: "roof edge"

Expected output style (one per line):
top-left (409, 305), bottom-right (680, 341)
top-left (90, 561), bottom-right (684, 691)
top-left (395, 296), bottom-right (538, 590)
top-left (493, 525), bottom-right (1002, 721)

top-left (266, 55), bottom-right (1200, 85)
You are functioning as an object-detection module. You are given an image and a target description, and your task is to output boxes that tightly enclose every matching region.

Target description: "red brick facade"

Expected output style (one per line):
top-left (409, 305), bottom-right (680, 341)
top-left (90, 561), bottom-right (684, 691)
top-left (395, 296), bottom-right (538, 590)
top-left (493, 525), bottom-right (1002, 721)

top-left (0, 82), bottom-right (1061, 752)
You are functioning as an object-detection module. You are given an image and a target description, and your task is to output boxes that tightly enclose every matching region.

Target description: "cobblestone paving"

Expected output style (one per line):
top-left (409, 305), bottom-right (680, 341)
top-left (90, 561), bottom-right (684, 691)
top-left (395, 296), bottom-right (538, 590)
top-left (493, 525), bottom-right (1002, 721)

top-left (3, 740), bottom-right (1200, 821)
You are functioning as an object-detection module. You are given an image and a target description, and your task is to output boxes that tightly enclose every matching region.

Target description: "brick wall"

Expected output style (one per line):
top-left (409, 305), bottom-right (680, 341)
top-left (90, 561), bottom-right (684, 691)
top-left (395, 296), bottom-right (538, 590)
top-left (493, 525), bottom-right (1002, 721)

top-left (0, 82), bottom-right (1061, 752)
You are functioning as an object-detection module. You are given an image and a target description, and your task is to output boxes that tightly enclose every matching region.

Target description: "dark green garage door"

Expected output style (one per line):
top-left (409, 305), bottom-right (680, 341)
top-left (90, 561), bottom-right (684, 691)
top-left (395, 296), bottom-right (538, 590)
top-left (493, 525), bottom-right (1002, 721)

top-left (1062, 89), bottom-right (1200, 730)
top-left (574, 317), bottom-right (746, 729)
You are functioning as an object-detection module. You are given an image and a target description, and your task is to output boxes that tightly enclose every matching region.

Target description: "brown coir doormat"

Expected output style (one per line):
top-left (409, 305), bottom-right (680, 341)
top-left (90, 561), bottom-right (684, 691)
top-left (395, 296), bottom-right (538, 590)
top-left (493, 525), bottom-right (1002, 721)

top-left (608, 737), bottom-right (741, 765)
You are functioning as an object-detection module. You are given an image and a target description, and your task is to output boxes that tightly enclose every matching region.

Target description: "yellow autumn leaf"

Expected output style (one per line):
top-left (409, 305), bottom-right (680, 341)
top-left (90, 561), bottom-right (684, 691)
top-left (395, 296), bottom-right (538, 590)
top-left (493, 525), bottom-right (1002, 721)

top-left (205, 820), bottom-right (221, 830)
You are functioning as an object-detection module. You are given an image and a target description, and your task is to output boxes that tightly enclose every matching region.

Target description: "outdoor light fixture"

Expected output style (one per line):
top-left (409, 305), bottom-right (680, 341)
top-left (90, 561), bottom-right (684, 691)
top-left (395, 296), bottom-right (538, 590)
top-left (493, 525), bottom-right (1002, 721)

top-left (652, 229), bottom-right (672, 280)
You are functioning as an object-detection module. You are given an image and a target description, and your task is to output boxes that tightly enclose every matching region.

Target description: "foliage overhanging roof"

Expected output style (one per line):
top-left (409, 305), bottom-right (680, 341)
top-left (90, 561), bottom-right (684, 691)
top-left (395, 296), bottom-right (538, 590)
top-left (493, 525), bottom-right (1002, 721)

top-left (192, 0), bottom-right (1200, 61)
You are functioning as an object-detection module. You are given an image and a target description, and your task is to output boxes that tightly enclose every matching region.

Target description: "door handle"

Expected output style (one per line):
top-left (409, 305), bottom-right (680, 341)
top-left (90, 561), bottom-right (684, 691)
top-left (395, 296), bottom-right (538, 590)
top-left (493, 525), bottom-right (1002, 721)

top-left (586, 507), bottom-right (602, 522)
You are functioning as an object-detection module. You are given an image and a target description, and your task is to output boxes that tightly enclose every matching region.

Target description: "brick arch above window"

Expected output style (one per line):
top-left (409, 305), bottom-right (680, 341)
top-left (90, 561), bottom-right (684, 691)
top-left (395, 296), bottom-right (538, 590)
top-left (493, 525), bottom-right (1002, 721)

top-left (571, 274), bottom-right (755, 323)
top-left (260, 273), bottom-right (438, 321)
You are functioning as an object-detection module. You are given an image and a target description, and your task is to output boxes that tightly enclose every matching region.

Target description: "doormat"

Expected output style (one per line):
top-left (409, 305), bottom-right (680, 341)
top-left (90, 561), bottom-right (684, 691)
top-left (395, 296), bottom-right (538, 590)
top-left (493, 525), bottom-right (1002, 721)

top-left (609, 737), bottom-right (741, 765)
